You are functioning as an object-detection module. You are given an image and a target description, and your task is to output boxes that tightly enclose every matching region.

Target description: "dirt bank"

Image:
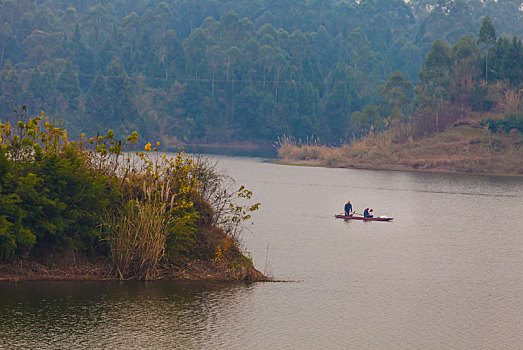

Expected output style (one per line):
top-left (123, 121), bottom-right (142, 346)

top-left (277, 114), bottom-right (523, 176)
top-left (0, 257), bottom-right (267, 283)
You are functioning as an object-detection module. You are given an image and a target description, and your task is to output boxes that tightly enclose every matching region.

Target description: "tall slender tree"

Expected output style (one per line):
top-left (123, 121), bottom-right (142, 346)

top-left (416, 40), bottom-right (452, 130)
top-left (478, 15), bottom-right (496, 82)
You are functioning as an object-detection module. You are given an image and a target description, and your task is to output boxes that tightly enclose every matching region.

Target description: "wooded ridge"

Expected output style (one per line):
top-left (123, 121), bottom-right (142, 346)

top-left (0, 0), bottom-right (522, 145)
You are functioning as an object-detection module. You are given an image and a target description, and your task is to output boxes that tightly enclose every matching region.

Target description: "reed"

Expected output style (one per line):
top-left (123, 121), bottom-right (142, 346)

top-left (497, 88), bottom-right (522, 115)
top-left (103, 144), bottom-right (203, 280)
top-left (109, 200), bottom-right (165, 279)
top-left (108, 176), bottom-right (177, 280)
top-left (275, 135), bottom-right (328, 161)
top-left (104, 149), bottom-right (263, 280)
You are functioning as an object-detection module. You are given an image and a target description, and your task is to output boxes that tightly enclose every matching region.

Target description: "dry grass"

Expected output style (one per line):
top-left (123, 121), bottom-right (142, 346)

top-left (497, 88), bottom-right (521, 115)
top-left (276, 112), bottom-right (523, 175)
top-left (108, 199), bottom-right (170, 280)
top-left (107, 174), bottom-right (182, 280)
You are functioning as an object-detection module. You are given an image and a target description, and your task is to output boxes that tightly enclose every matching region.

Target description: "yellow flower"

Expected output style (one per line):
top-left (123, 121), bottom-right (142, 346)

top-left (81, 133), bottom-right (86, 139)
top-left (144, 142), bottom-right (152, 151)
top-left (156, 141), bottom-right (160, 147)
top-left (214, 245), bottom-right (224, 263)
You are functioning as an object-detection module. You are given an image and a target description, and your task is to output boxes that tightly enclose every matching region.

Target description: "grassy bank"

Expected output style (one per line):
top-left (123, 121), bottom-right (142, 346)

top-left (277, 112), bottom-right (523, 175)
top-left (0, 113), bottom-right (266, 282)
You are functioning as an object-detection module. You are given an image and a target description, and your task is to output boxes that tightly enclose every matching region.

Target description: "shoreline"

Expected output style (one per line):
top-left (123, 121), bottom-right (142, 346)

top-left (175, 141), bottom-right (276, 158)
top-left (275, 118), bottom-right (523, 176)
top-left (0, 258), bottom-right (268, 283)
top-left (274, 158), bottom-right (523, 177)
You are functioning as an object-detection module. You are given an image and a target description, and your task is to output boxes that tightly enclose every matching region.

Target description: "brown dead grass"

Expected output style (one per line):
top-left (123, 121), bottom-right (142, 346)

top-left (277, 112), bottom-right (523, 175)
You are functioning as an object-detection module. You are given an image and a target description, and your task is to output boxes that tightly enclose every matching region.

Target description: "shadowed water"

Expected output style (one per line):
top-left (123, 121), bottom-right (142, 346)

top-left (1, 156), bottom-right (522, 349)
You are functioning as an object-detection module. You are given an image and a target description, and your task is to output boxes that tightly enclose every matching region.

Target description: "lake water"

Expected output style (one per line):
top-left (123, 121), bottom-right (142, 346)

top-left (1, 156), bottom-right (523, 349)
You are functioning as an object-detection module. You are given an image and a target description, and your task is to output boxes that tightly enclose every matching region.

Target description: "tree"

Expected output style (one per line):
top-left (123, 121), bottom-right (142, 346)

top-left (478, 15), bottom-right (496, 82)
top-left (121, 11), bottom-right (139, 64)
top-left (349, 103), bottom-right (380, 137)
top-left (452, 35), bottom-right (481, 105)
top-left (0, 60), bottom-right (23, 117)
top-left (502, 36), bottom-right (523, 86)
top-left (0, 0), bottom-right (520, 145)
top-left (320, 61), bottom-right (355, 140)
top-left (83, 4), bottom-right (111, 48)
top-left (0, 22), bottom-right (14, 69)
top-left (104, 59), bottom-right (138, 134)
top-left (184, 28), bottom-right (208, 78)
top-left (85, 74), bottom-right (113, 134)
top-left (163, 30), bottom-right (184, 79)
top-left (378, 71), bottom-right (413, 123)
top-left (416, 40), bottom-right (453, 130)
top-left (233, 85), bottom-right (263, 140)
top-left (56, 60), bottom-right (80, 110)
top-left (395, 41), bottom-right (423, 82)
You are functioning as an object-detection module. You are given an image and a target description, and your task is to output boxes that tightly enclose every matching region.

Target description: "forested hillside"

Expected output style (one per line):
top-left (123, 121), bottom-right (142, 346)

top-left (0, 0), bottom-right (522, 145)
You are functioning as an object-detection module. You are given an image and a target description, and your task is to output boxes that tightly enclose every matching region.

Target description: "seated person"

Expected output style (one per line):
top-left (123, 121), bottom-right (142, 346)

top-left (363, 208), bottom-right (370, 218)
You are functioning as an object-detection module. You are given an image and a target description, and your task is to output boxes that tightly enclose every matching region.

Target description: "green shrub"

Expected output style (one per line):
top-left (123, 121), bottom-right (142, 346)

top-left (481, 113), bottom-right (523, 133)
top-left (0, 115), bottom-right (118, 258)
top-left (1, 112), bottom-right (260, 280)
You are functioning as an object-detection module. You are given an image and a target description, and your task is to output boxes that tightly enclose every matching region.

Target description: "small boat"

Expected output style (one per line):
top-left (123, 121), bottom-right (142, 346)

top-left (334, 214), bottom-right (393, 221)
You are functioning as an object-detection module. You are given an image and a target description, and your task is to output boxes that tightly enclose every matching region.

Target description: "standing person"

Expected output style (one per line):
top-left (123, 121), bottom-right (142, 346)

top-left (344, 200), bottom-right (353, 216)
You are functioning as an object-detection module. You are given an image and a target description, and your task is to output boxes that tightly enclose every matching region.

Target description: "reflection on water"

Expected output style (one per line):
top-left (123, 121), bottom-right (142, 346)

top-left (1, 156), bottom-right (523, 349)
top-left (0, 281), bottom-right (254, 349)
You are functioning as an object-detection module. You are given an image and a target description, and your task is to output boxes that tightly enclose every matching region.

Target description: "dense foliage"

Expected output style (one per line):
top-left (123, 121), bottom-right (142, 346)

top-left (0, 0), bottom-right (522, 145)
top-left (0, 112), bottom-right (260, 279)
top-left (481, 113), bottom-right (523, 134)
top-left (411, 20), bottom-right (522, 137)
top-left (0, 111), bottom-right (117, 259)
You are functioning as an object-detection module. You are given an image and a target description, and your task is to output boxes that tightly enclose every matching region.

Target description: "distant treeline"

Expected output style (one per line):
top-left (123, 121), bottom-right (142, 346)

top-left (0, 0), bottom-right (522, 144)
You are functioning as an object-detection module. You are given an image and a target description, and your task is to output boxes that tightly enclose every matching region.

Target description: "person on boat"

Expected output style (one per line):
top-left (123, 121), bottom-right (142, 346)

top-left (364, 208), bottom-right (373, 218)
top-left (369, 209), bottom-right (374, 218)
top-left (344, 200), bottom-right (353, 216)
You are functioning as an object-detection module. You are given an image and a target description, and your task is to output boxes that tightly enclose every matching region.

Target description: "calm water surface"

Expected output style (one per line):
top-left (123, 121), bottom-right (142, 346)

top-left (1, 156), bottom-right (522, 349)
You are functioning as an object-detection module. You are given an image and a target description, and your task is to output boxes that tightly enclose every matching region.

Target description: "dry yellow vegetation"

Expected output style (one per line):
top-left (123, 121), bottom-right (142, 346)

top-left (277, 112), bottom-right (523, 175)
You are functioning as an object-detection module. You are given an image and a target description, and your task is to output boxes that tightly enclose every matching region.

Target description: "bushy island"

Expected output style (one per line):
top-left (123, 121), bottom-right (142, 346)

top-left (0, 112), bottom-right (265, 282)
